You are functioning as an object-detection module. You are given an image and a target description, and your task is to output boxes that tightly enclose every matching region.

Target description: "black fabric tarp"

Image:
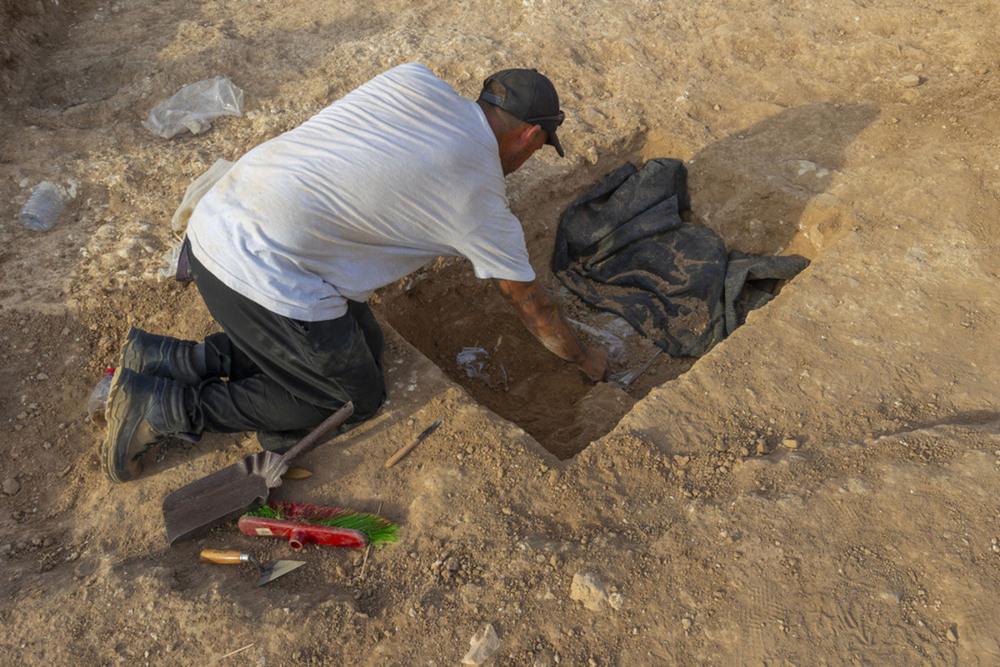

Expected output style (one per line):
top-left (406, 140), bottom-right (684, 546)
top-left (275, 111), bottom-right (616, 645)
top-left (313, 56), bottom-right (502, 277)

top-left (552, 158), bottom-right (810, 357)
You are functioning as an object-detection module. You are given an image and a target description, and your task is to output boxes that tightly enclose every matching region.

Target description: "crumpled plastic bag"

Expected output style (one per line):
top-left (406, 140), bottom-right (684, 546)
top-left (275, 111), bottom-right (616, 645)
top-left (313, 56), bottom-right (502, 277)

top-left (158, 238), bottom-right (185, 282)
top-left (567, 314), bottom-right (633, 363)
top-left (171, 159), bottom-right (234, 233)
top-left (456, 346), bottom-right (508, 390)
top-left (142, 77), bottom-right (244, 139)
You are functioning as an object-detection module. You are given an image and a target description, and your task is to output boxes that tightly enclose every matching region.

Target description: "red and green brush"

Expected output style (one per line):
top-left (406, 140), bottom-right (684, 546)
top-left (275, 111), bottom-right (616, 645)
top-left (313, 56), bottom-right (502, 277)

top-left (239, 500), bottom-right (398, 550)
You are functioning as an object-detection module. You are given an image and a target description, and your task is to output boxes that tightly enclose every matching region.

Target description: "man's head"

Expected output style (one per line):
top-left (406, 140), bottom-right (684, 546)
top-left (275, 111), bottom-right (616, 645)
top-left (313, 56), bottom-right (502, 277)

top-left (477, 68), bottom-right (565, 174)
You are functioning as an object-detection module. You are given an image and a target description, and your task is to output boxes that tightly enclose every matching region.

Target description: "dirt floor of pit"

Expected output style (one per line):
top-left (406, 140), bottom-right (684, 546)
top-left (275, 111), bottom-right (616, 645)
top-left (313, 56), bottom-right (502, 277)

top-left (373, 192), bottom-right (700, 460)
top-left (3, 0), bottom-right (1000, 665)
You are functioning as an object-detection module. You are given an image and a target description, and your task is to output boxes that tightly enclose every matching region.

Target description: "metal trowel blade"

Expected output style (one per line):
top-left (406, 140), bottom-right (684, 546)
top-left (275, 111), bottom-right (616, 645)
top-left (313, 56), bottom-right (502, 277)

top-left (256, 559), bottom-right (305, 587)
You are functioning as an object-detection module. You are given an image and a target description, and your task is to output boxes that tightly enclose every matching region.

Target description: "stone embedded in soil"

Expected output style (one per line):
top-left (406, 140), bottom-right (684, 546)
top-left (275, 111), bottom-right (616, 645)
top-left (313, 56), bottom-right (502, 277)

top-left (900, 74), bottom-right (922, 87)
top-left (2, 477), bottom-right (20, 496)
top-left (462, 623), bottom-right (501, 665)
top-left (571, 572), bottom-right (611, 611)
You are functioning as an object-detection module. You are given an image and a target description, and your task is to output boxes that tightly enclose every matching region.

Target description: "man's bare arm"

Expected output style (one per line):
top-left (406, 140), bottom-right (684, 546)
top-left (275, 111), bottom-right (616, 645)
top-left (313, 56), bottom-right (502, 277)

top-left (491, 278), bottom-right (609, 381)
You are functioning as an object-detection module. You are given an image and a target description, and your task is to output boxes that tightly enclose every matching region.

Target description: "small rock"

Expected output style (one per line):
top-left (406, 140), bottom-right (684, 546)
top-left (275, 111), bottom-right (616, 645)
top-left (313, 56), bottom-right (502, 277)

top-left (781, 438), bottom-right (799, 449)
top-left (2, 477), bottom-right (20, 496)
top-left (681, 617), bottom-right (693, 630)
top-left (533, 649), bottom-right (554, 667)
top-left (571, 572), bottom-right (610, 611)
top-left (899, 74), bottom-right (922, 88)
top-left (946, 625), bottom-right (959, 642)
top-left (36, 373), bottom-right (49, 381)
top-left (462, 623), bottom-right (501, 665)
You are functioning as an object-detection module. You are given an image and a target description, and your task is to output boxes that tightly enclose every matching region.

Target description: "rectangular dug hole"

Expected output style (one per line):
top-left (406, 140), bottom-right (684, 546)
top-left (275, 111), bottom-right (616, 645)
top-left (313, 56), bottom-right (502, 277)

top-left (374, 258), bottom-right (694, 460)
top-left (374, 143), bottom-right (829, 460)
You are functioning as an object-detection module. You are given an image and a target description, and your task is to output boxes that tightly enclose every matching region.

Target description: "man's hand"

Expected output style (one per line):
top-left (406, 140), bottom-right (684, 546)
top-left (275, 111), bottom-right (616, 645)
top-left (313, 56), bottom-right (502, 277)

top-left (578, 346), bottom-right (611, 382)
top-left (491, 278), bottom-right (611, 382)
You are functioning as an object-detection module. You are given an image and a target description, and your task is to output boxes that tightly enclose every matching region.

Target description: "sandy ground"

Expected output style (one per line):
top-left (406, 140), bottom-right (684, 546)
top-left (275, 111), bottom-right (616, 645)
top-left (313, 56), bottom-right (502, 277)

top-left (2, 0), bottom-right (1000, 664)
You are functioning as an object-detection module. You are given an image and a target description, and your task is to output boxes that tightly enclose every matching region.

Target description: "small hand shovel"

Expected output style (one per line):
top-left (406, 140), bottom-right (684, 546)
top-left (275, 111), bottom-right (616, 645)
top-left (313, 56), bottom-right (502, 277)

top-left (162, 402), bottom-right (354, 545)
top-left (200, 549), bottom-right (304, 587)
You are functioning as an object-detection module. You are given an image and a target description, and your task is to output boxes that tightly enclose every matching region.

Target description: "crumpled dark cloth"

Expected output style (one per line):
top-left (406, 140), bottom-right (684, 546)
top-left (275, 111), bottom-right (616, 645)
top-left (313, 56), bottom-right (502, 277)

top-left (552, 158), bottom-right (809, 357)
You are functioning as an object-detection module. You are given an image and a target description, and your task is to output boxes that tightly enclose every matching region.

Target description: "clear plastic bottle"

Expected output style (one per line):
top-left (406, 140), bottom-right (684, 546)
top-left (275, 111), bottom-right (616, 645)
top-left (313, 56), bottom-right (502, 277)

top-left (88, 368), bottom-right (115, 423)
top-left (19, 181), bottom-right (67, 232)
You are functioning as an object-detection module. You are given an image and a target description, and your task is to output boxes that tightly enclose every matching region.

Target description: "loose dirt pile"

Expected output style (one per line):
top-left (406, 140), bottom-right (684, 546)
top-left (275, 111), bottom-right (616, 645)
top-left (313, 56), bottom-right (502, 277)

top-left (2, 0), bottom-right (1000, 664)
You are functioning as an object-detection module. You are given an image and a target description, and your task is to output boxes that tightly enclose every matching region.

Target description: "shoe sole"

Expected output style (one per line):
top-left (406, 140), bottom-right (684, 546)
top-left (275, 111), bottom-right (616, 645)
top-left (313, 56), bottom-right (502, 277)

top-left (101, 368), bottom-right (136, 483)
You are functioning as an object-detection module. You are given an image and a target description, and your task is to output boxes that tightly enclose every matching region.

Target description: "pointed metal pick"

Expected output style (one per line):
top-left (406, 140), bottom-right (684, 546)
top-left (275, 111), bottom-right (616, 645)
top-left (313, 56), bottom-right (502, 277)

top-left (255, 559), bottom-right (305, 587)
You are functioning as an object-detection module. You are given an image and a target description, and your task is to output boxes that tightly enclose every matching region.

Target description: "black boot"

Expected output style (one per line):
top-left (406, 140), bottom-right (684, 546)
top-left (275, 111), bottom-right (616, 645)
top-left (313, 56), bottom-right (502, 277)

top-left (102, 368), bottom-right (195, 483)
top-left (118, 327), bottom-right (206, 385)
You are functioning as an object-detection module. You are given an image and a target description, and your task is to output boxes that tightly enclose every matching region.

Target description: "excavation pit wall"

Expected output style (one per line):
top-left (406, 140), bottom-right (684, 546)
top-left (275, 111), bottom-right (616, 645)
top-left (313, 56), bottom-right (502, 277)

top-left (376, 108), bottom-right (863, 459)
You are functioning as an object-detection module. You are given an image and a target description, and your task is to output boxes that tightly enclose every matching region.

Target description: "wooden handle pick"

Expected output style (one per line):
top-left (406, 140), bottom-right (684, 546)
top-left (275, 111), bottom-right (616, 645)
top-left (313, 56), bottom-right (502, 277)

top-left (385, 418), bottom-right (443, 468)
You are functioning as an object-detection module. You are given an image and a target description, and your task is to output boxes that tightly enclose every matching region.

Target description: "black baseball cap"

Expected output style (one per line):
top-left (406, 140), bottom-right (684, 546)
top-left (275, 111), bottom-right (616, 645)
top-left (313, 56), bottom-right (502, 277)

top-left (481, 68), bottom-right (565, 157)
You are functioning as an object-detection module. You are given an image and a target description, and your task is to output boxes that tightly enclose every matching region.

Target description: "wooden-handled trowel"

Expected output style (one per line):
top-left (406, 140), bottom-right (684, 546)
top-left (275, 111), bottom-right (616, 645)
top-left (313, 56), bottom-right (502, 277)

top-left (162, 402), bottom-right (354, 545)
top-left (200, 549), bottom-right (304, 587)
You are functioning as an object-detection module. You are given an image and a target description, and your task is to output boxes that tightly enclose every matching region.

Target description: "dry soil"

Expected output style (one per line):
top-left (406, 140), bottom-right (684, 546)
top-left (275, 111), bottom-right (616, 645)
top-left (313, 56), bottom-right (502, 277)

top-left (2, 0), bottom-right (1000, 665)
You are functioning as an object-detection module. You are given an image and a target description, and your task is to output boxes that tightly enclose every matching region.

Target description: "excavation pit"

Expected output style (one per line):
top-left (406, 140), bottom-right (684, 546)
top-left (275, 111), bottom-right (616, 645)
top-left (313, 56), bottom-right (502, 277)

top-left (377, 264), bottom-right (697, 460)
top-left (377, 106), bottom-right (870, 459)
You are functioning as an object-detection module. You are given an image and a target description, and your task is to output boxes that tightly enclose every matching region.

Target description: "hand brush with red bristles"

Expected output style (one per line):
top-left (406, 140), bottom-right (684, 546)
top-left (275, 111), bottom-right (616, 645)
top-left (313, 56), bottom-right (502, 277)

top-left (239, 500), bottom-right (398, 550)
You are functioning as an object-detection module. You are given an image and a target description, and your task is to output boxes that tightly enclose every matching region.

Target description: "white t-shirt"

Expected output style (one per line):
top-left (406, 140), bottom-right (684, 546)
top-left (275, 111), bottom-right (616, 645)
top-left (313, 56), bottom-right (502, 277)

top-left (187, 63), bottom-right (536, 321)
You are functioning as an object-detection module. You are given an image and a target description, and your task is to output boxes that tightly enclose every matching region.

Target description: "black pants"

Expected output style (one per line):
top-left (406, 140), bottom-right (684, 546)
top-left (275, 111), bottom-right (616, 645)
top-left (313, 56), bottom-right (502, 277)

top-left (185, 248), bottom-right (385, 441)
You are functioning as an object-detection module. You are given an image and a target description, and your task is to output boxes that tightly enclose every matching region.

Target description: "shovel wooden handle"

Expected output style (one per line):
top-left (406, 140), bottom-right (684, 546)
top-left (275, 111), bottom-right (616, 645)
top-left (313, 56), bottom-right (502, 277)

top-left (200, 549), bottom-right (247, 564)
top-left (279, 402), bottom-right (355, 467)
